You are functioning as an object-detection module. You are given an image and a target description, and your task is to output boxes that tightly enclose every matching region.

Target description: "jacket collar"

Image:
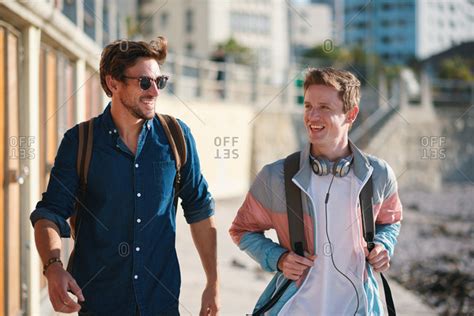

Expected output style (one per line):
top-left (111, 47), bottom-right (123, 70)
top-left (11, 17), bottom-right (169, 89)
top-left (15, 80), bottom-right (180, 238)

top-left (293, 139), bottom-right (372, 189)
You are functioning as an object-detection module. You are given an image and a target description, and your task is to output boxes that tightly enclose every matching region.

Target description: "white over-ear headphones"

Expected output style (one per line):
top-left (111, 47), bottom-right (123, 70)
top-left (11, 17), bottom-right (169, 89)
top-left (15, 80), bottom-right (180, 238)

top-left (309, 155), bottom-right (353, 177)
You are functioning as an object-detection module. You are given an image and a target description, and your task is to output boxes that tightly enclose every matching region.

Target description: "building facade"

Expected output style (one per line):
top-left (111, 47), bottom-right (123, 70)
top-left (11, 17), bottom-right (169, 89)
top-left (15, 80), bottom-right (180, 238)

top-left (0, 0), bottom-right (127, 315)
top-left (344, 0), bottom-right (474, 64)
top-left (289, 2), bottom-right (333, 59)
top-left (138, 0), bottom-right (291, 84)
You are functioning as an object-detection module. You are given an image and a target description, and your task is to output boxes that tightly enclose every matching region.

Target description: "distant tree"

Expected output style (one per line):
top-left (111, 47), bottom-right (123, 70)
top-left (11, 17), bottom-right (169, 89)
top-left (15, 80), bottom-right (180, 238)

top-left (217, 38), bottom-right (255, 65)
top-left (302, 44), bottom-right (351, 66)
top-left (439, 56), bottom-right (473, 81)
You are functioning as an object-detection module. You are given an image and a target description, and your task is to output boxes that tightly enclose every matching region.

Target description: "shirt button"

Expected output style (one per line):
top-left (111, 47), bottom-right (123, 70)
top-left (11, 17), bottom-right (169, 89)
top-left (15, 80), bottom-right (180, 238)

top-left (135, 163), bottom-right (139, 168)
top-left (136, 218), bottom-right (141, 223)
top-left (113, 129), bottom-right (117, 133)
top-left (137, 193), bottom-right (141, 197)
top-left (134, 275), bottom-right (138, 280)
top-left (136, 247), bottom-right (140, 252)
top-left (108, 130), bottom-right (112, 135)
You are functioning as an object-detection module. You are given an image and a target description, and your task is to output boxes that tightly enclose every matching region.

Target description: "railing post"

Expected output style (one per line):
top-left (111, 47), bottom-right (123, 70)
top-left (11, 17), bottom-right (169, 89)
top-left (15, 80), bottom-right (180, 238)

top-left (173, 55), bottom-right (183, 97)
top-left (378, 71), bottom-right (388, 108)
top-left (196, 59), bottom-right (204, 99)
top-left (420, 71), bottom-right (433, 109)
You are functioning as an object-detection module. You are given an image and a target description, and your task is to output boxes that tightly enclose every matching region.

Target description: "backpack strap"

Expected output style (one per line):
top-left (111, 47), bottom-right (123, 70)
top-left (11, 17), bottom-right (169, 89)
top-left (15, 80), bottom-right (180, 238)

top-left (253, 151), bottom-right (305, 316)
top-left (360, 175), bottom-right (375, 250)
top-left (156, 114), bottom-right (187, 210)
top-left (284, 151), bottom-right (306, 256)
top-left (360, 174), bottom-right (396, 316)
top-left (71, 118), bottom-right (94, 239)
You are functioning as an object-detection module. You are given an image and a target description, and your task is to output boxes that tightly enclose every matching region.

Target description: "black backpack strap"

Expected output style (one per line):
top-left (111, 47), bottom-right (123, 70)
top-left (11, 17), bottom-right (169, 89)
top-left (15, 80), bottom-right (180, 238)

top-left (284, 151), bottom-right (306, 256)
top-left (360, 175), bottom-right (396, 316)
top-left (68, 118), bottom-right (94, 273)
top-left (253, 151), bottom-right (306, 316)
top-left (156, 114), bottom-right (187, 210)
top-left (360, 175), bottom-right (375, 250)
top-left (71, 118), bottom-right (94, 239)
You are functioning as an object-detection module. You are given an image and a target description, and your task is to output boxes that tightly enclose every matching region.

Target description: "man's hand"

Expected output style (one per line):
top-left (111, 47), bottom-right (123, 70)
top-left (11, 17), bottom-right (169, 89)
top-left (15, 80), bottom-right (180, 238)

top-left (277, 251), bottom-right (316, 281)
top-left (199, 282), bottom-right (219, 316)
top-left (45, 263), bottom-right (85, 313)
top-left (367, 243), bottom-right (390, 273)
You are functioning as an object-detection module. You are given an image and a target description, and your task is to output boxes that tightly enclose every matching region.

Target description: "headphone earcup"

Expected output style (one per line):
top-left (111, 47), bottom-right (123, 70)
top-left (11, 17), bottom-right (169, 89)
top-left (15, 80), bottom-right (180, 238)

top-left (311, 156), bottom-right (330, 176)
top-left (333, 157), bottom-right (352, 177)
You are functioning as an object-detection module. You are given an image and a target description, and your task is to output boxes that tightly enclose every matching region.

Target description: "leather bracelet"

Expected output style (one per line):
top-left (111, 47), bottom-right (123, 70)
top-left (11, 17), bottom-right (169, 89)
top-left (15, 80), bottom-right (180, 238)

top-left (43, 257), bottom-right (63, 275)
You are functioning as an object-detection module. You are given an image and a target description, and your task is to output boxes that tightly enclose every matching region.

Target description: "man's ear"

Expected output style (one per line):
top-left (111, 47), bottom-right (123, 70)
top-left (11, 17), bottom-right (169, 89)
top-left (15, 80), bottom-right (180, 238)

top-left (105, 75), bottom-right (120, 95)
top-left (346, 105), bottom-right (359, 123)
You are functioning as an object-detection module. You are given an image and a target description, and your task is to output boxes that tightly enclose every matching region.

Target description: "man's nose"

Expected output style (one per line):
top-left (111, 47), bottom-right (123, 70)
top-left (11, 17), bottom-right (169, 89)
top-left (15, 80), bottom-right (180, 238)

top-left (307, 107), bottom-right (321, 119)
top-left (149, 80), bottom-right (160, 96)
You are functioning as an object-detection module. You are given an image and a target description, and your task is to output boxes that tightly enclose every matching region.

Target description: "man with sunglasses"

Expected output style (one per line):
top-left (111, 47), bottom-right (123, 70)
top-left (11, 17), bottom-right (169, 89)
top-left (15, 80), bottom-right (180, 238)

top-left (30, 37), bottom-right (219, 316)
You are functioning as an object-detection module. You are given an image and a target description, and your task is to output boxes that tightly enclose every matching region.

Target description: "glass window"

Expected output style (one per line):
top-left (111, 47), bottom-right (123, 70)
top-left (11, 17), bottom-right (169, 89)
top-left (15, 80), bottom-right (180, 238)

top-left (84, 0), bottom-right (96, 40)
top-left (161, 12), bottom-right (169, 28)
top-left (185, 9), bottom-right (194, 33)
top-left (62, 0), bottom-right (77, 24)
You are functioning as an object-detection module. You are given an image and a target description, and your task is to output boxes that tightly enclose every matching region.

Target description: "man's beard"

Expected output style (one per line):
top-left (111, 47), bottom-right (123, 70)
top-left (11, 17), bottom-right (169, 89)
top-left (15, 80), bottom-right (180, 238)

top-left (120, 96), bottom-right (155, 120)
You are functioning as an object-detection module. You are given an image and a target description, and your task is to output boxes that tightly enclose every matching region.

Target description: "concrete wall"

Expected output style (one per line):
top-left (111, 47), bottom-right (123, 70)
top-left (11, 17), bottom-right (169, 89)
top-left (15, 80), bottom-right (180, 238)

top-left (157, 96), bottom-right (254, 199)
top-left (363, 105), bottom-right (443, 191)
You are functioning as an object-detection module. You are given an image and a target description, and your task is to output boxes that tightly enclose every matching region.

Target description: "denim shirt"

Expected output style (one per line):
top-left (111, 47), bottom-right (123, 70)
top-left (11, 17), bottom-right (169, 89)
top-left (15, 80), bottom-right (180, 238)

top-left (30, 104), bottom-right (215, 315)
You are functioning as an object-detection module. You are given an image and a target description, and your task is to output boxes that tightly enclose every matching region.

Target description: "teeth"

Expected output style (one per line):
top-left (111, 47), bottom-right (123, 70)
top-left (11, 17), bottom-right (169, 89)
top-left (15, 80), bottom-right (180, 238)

top-left (310, 124), bottom-right (324, 129)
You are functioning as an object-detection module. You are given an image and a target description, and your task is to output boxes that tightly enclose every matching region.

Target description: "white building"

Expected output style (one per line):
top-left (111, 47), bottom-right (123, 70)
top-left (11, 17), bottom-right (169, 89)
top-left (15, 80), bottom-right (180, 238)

top-left (289, 2), bottom-right (333, 59)
top-left (417, 0), bottom-right (474, 59)
top-left (138, 0), bottom-right (291, 84)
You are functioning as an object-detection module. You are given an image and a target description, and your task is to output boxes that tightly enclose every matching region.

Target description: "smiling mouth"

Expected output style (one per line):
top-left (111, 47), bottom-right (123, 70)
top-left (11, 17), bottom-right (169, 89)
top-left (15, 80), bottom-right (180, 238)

top-left (309, 124), bottom-right (325, 132)
top-left (141, 98), bottom-right (155, 105)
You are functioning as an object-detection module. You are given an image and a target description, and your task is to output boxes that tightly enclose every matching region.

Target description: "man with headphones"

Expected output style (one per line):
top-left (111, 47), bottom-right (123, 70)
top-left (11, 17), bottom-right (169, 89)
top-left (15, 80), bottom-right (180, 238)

top-left (229, 68), bottom-right (402, 315)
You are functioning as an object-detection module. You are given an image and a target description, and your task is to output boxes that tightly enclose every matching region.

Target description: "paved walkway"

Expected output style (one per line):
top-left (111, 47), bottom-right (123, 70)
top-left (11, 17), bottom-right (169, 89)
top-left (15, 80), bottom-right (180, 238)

top-left (177, 198), bottom-right (436, 315)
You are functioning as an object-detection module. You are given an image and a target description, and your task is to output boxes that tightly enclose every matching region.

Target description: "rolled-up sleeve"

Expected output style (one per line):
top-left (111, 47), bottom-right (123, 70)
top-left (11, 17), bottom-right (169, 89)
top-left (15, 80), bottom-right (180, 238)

top-left (177, 121), bottom-right (214, 224)
top-left (30, 126), bottom-right (79, 237)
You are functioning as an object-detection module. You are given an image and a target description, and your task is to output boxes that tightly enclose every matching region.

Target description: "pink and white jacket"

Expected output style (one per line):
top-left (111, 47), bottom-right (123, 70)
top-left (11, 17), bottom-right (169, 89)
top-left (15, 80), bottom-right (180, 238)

top-left (229, 141), bottom-right (403, 315)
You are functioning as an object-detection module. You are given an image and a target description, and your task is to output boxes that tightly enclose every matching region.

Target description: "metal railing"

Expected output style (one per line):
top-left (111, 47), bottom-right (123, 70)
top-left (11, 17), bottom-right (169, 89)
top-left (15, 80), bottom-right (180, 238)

top-left (161, 53), bottom-right (303, 107)
top-left (431, 78), bottom-right (474, 106)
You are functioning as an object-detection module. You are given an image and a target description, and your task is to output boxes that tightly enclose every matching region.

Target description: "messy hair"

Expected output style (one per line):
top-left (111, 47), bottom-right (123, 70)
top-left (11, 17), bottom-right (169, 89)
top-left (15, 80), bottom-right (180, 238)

top-left (100, 36), bottom-right (168, 96)
top-left (304, 67), bottom-right (361, 113)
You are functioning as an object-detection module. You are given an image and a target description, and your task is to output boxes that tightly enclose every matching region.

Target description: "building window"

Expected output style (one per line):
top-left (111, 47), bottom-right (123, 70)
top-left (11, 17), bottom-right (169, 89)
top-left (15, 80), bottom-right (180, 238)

top-left (185, 9), bottom-right (193, 33)
top-left (161, 12), bottom-right (169, 28)
top-left (185, 42), bottom-right (194, 56)
top-left (102, 2), bottom-right (110, 46)
top-left (381, 36), bottom-right (391, 44)
top-left (83, 0), bottom-right (96, 40)
top-left (62, 0), bottom-right (77, 24)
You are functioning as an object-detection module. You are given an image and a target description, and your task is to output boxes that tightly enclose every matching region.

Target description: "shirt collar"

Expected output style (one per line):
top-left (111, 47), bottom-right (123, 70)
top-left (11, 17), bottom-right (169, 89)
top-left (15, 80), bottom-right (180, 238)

top-left (101, 102), bottom-right (155, 138)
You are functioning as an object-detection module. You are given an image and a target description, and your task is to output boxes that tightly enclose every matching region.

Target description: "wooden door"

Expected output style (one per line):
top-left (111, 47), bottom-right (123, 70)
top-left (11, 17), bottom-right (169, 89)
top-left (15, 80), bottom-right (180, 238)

top-left (6, 27), bottom-right (22, 316)
top-left (0, 24), bottom-right (22, 316)
top-left (0, 25), bottom-right (6, 316)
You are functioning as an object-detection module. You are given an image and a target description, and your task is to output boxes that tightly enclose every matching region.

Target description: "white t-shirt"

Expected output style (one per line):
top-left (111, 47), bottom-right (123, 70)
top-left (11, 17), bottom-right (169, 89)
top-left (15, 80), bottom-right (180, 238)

top-left (279, 169), bottom-right (367, 315)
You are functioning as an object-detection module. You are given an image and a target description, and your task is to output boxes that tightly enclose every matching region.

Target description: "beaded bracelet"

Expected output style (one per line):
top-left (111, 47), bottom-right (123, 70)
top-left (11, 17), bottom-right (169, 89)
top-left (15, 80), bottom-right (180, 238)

top-left (43, 257), bottom-right (63, 275)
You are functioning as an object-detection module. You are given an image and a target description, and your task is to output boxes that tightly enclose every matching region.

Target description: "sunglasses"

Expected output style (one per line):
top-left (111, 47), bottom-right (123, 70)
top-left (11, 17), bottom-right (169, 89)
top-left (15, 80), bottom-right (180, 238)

top-left (123, 75), bottom-right (169, 90)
